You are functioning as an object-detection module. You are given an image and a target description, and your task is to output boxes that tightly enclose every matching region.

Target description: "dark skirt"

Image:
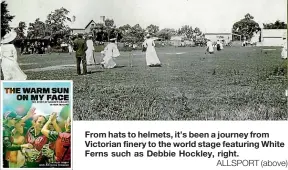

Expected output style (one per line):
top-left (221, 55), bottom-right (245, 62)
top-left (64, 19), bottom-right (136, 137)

top-left (217, 44), bottom-right (221, 51)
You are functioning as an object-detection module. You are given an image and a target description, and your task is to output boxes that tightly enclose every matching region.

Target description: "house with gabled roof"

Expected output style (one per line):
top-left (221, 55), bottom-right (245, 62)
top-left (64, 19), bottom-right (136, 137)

top-left (69, 16), bottom-right (105, 35)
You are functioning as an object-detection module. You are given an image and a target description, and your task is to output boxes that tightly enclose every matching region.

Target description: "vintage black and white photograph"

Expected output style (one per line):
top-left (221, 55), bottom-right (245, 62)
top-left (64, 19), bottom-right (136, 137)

top-left (1, 0), bottom-right (287, 120)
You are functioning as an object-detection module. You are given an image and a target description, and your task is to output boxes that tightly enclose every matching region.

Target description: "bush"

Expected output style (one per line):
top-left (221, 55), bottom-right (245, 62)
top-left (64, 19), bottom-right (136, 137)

top-left (52, 46), bottom-right (67, 53)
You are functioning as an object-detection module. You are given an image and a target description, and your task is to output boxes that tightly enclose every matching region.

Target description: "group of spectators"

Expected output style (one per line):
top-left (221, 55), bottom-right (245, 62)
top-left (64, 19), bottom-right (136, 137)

top-left (20, 40), bottom-right (51, 55)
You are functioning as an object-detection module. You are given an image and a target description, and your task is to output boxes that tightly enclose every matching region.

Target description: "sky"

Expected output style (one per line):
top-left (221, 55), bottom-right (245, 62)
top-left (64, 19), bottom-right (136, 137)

top-left (5, 0), bottom-right (288, 33)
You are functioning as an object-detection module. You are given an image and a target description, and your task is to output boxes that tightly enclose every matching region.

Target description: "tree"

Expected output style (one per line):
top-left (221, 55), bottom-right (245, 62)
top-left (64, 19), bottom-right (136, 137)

top-left (95, 30), bottom-right (104, 42)
top-left (95, 23), bottom-right (105, 29)
top-left (104, 18), bottom-right (114, 28)
top-left (14, 21), bottom-right (27, 39)
top-left (146, 24), bottom-right (159, 36)
top-left (118, 24), bottom-right (145, 43)
top-left (92, 20), bottom-right (122, 42)
top-left (193, 27), bottom-right (203, 41)
top-left (27, 18), bottom-right (46, 39)
top-left (114, 28), bottom-right (123, 41)
top-left (156, 28), bottom-right (176, 40)
top-left (178, 25), bottom-right (194, 40)
top-left (45, 7), bottom-right (71, 38)
top-left (119, 24), bottom-right (134, 43)
top-left (119, 24), bottom-right (132, 35)
top-left (91, 19), bottom-right (116, 42)
top-left (193, 27), bottom-right (202, 36)
top-left (92, 19), bottom-right (115, 41)
top-left (232, 13), bottom-right (260, 41)
top-left (1, 1), bottom-right (15, 38)
top-left (130, 24), bottom-right (145, 43)
top-left (92, 23), bottom-right (105, 41)
top-left (263, 20), bottom-right (287, 29)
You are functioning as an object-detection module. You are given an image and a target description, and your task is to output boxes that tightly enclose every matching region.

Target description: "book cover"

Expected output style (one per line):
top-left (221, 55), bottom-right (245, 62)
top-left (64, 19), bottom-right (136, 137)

top-left (1, 80), bottom-right (73, 169)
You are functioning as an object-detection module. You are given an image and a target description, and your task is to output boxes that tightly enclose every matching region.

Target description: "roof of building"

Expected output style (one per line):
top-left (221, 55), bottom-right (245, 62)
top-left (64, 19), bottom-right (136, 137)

top-left (69, 19), bottom-right (100, 29)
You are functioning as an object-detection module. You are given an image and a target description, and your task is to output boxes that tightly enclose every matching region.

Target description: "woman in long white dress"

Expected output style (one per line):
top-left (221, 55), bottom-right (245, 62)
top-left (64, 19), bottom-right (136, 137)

top-left (86, 35), bottom-right (95, 65)
top-left (0, 30), bottom-right (27, 80)
top-left (220, 40), bottom-right (224, 50)
top-left (250, 34), bottom-right (258, 46)
top-left (205, 39), bottom-right (214, 54)
top-left (143, 34), bottom-right (161, 67)
top-left (68, 41), bottom-right (73, 55)
top-left (101, 38), bottom-right (120, 68)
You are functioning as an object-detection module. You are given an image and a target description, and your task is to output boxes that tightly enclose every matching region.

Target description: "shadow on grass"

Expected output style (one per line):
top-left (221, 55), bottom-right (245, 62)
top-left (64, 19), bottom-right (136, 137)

top-left (86, 70), bottom-right (104, 74)
top-left (114, 65), bottom-right (126, 68)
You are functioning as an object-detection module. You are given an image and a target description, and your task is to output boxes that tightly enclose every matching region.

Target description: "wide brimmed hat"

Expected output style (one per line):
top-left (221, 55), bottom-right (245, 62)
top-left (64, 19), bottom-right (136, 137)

top-left (110, 38), bottom-right (116, 41)
top-left (1, 30), bottom-right (17, 44)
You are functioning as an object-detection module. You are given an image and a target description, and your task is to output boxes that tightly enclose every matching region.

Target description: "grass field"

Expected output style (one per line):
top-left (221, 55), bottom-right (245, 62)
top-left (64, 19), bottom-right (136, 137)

top-left (18, 46), bottom-right (288, 120)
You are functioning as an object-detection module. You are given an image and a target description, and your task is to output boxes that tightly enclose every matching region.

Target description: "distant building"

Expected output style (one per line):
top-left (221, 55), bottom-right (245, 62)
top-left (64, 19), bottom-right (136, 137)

top-left (170, 35), bottom-right (185, 46)
top-left (69, 16), bottom-right (105, 35)
top-left (204, 33), bottom-right (232, 43)
top-left (170, 35), bottom-right (185, 41)
top-left (258, 29), bottom-right (287, 46)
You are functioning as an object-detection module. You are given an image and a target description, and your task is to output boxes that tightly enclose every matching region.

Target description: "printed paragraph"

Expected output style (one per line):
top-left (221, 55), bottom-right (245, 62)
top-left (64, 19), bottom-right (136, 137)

top-left (83, 131), bottom-right (286, 161)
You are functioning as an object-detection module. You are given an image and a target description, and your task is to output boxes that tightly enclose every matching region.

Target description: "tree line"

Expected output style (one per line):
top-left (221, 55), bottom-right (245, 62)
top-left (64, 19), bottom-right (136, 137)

top-left (2, 1), bottom-right (287, 44)
top-left (1, 1), bottom-right (205, 44)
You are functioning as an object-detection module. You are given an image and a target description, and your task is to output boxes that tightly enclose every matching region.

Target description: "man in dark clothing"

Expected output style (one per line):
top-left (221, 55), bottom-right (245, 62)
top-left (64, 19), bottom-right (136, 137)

top-left (73, 34), bottom-right (88, 75)
top-left (20, 40), bottom-right (25, 54)
top-left (3, 111), bottom-right (33, 167)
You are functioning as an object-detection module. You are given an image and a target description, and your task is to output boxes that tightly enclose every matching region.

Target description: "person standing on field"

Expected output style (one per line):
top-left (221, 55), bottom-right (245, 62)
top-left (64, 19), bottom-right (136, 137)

top-left (0, 30), bottom-right (27, 80)
top-left (216, 40), bottom-right (221, 51)
top-left (85, 35), bottom-right (95, 65)
top-left (205, 39), bottom-right (214, 54)
top-left (143, 34), bottom-right (161, 67)
top-left (73, 34), bottom-right (88, 75)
